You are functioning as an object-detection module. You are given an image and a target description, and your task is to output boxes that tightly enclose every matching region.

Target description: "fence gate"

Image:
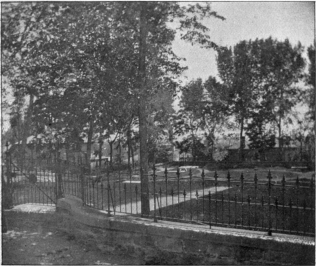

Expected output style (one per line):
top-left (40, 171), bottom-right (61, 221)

top-left (2, 150), bottom-right (62, 209)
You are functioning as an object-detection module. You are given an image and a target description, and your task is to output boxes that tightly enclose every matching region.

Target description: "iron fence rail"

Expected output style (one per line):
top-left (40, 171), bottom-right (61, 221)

top-left (3, 152), bottom-right (315, 237)
top-left (59, 165), bottom-right (315, 237)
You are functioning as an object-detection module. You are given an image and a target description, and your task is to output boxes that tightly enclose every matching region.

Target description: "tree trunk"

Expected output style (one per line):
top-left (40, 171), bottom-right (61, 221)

top-left (127, 129), bottom-right (131, 169)
top-left (22, 93), bottom-right (34, 171)
top-left (131, 146), bottom-right (135, 168)
top-left (192, 136), bottom-right (196, 163)
top-left (86, 120), bottom-right (94, 172)
top-left (279, 86), bottom-right (284, 161)
top-left (239, 117), bottom-right (244, 162)
top-left (119, 135), bottom-right (122, 164)
top-left (65, 143), bottom-right (69, 162)
top-left (138, 2), bottom-right (150, 216)
top-left (99, 140), bottom-right (103, 170)
top-left (109, 140), bottom-right (113, 168)
top-left (168, 127), bottom-right (174, 162)
top-left (278, 119), bottom-right (283, 161)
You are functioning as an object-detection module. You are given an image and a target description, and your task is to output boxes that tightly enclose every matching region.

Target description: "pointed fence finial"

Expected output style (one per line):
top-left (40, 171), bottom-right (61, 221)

top-left (227, 171), bottom-right (231, 187)
top-left (282, 175), bottom-right (286, 188)
top-left (267, 170), bottom-right (272, 180)
top-left (296, 176), bottom-right (300, 187)
top-left (240, 172), bottom-right (244, 181)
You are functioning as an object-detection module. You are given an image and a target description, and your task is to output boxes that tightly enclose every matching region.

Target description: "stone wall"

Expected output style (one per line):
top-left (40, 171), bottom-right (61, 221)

top-left (57, 195), bottom-right (315, 265)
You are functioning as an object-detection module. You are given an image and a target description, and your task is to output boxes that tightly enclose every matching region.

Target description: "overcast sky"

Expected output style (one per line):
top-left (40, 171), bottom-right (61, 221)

top-left (173, 1), bottom-right (315, 82)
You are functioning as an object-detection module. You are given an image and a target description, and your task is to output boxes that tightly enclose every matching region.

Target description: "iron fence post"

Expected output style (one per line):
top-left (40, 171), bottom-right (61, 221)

top-left (80, 165), bottom-right (85, 205)
top-left (227, 171), bottom-right (231, 225)
top-left (234, 193), bottom-right (237, 227)
top-left (107, 166), bottom-right (110, 215)
top-left (240, 173), bottom-right (244, 227)
top-left (189, 168), bottom-right (192, 221)
top-left (153, 164), bottom-right (157, 222)
top-left (209, 190), bottom-right (211, 229)
top-left (247, 195), bottom-right (251, 228)
top-left (57, 157), bottom-right (63, 200)
top-left (295, 176), bottom-right (300, 234)
top-left (183, 189), bottom-right (186, 220)
top-left (261, 196), bottom-right (264, 229)
top-left (289, 198), bottom-right (292, 233)
top-left (177, 167), bottom-right (180, 215)
top-left (282, 175), bottom-right (286, 231)
top-left (254, 172), bottom-right (258, 228)
top-left (3, 143), bottom-right (13, 209)
top-left (303, 199), bottom-right (306, 235)
top-left (165, 166), bottom-right (168, 217)
top-left (275, 197), bottom-right (278, 231)
top-left (310, 176), bottom-right (314, 212)
top-left (195, 190), bottom-right (199, 220)
top-left (159, 187), bottom-right (162, 218)
top-left (267, 170), bottom-right (272, 236)
top-left (215, 171), bottom-right (218, 224)
top-left (202, 169), bottom-right (205, 222)
top-left (171, 187), bottom-right (174, 218)
top-left (135, 185), bottom-right (138, 214)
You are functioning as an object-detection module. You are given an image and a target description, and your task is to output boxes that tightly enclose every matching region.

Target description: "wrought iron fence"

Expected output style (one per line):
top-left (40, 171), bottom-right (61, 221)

top-left (59, 163), bottom-right (315, 236)
top-left (149, 166), bottom-right (315, 237)
top-left (3, 149), bottom-right (314, 237)
top-left (2, 155), bottom-right (58, 207)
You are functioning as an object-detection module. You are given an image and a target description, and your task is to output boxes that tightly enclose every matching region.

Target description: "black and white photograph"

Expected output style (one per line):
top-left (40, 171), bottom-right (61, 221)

top-left (1, 1), bottom-right (315, 265)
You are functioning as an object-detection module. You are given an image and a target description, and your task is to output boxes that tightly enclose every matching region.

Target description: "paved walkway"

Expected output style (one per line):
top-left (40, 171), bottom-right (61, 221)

top-left (114, 186), bottom-right (229, 214)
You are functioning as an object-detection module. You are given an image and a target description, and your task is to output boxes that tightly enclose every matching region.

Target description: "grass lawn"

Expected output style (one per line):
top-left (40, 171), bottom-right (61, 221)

top-left (153, 182), bottom-right (315, 236)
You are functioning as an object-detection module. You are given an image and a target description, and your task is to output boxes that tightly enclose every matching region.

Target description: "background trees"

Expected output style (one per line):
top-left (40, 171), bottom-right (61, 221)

top-left (217, 38), bottom-right (306, 161)
top-left (217, 41), bottom-right (261, 160)
top-left (173, 76), bottom-right (230, 162)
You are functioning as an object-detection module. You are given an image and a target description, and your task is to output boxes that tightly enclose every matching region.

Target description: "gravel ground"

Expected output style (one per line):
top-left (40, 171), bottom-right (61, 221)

top-left (2, 210), bottom-right (144, 265)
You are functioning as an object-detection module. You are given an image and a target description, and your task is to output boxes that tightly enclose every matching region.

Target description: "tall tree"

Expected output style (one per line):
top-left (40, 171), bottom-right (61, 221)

top-left (256, 38), bottom-right (305, 153)
top-left (174, 77), bottom-right (229, 162)
top-left (116, 2), bottom-right (224, 214)
top-left (246, 109), bottom-right (276, 160)
top-left (217, 41), bottom-right (261, 160)
top-left (217, 38), bottom-right (305, 160)
top-left (174, 79), bottom-right (205, 162)
top-left (305, 45), bottom-right (315, 122)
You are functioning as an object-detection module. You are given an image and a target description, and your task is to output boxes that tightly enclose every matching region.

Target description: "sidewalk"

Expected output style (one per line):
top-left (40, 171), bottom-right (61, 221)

top-left (115, 186), bottom-right (229, 214)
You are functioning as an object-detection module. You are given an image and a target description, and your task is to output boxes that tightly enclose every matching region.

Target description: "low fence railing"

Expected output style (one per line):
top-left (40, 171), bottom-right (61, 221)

top-left (58, 164), bottom-right (315, 237)
top-left (4, 153), bottom-right (315, 236)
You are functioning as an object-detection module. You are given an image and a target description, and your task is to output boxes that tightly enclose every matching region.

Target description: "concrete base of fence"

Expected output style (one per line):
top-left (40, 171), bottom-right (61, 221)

top-left (57, 195), bottom-right (315, 265)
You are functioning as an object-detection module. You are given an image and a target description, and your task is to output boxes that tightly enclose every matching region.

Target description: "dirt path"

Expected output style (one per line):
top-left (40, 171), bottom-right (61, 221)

top-left (2, 210), bottom-right (143, 265)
